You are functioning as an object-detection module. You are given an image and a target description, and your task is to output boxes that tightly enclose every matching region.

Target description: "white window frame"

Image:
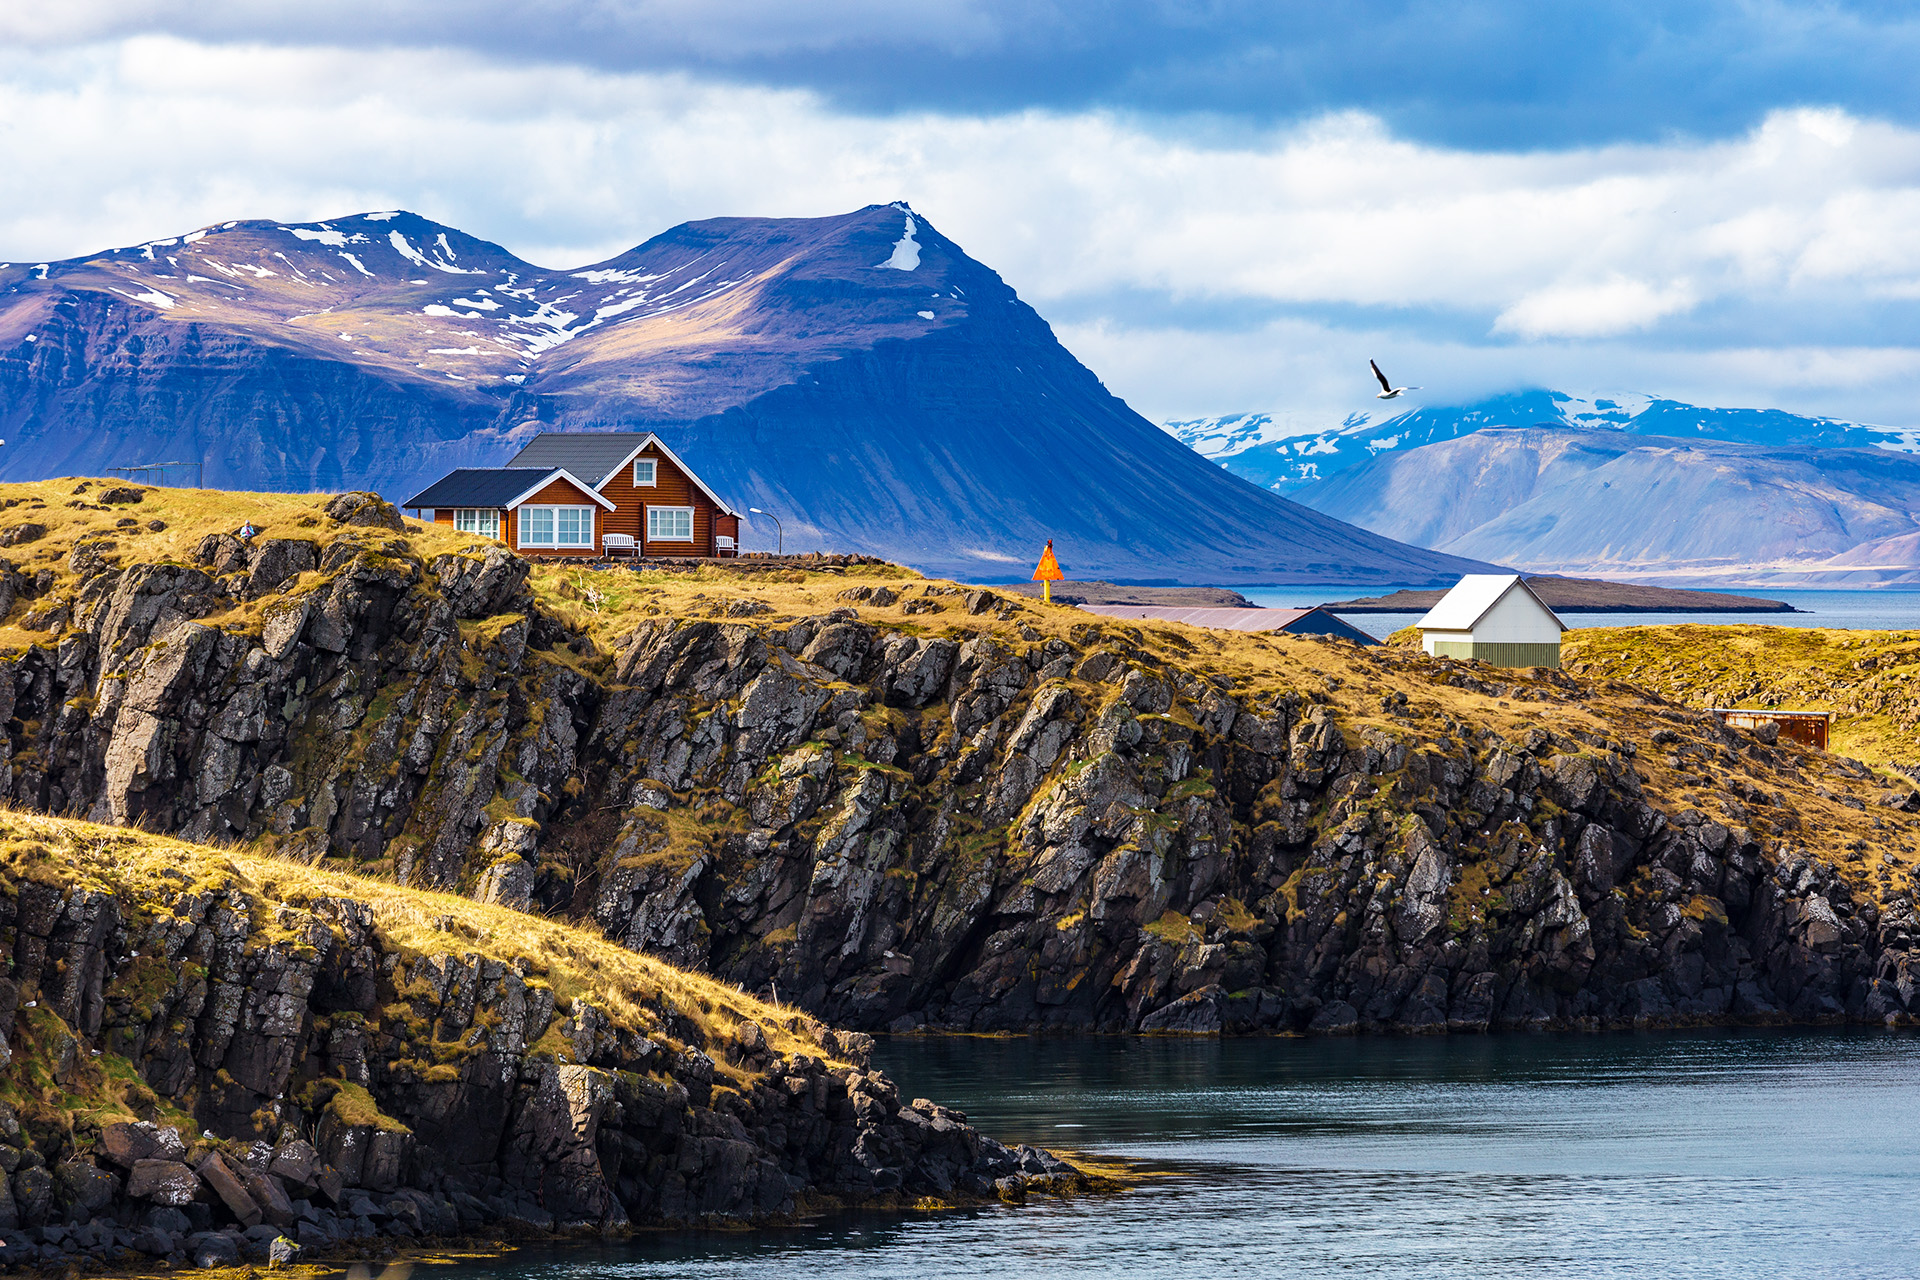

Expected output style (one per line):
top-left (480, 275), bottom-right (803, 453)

top-left (646, 505), bottom-right (695, 542)
top-left (633, 458), bottom-right (657, 486)
top-left (453, 508), bottom-right (499, 538)
top-left (517, 505), bottom-right (595, 549)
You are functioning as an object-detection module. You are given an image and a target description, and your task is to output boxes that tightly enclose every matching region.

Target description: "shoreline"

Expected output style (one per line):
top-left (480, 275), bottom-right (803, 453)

top-left (10, 1170), bottom-right (1131, 1279)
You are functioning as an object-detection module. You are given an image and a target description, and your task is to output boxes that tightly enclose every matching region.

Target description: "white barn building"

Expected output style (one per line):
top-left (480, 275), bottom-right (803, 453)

top-left (1416, 574), bottom-right (1566, 668)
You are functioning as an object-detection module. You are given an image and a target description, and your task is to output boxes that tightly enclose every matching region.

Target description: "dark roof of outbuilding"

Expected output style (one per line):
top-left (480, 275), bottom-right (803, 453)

top-left (1074, 604), bottom-right (1380, 645)
top-left (506, 433), bottom-right (652, 487)
top-left (403, 468), bottom-right (556, 509)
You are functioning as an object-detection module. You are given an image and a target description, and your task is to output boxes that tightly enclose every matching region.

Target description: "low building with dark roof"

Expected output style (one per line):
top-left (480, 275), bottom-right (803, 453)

top-left (403, 433), bottom-right (742, 559)
top-left (1075, 604), bottom-right (1379, 644)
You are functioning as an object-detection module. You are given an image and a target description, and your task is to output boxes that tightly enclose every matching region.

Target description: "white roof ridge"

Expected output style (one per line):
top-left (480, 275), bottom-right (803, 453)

top-left (1415, 574), bottom-right (1566, 632)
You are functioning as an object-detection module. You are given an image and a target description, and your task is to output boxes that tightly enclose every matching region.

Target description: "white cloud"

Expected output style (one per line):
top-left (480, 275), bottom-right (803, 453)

top-left (3, 38), bottom-right (1920, 425)
top-left (1492, 276), bottom-right (1699, 339)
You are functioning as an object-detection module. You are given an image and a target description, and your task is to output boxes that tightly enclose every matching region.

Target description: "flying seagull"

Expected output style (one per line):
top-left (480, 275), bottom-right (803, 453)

top-left (1370, 359), bottom-right (1420, 400)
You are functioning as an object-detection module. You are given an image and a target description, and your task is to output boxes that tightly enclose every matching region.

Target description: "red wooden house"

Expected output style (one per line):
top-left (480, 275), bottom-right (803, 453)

top-left (403, 433), bottom-right (743, 559)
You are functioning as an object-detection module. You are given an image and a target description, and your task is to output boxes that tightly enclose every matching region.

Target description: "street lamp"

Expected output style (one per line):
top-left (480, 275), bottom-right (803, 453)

top-left (748, 507), bottom-right (783, 556)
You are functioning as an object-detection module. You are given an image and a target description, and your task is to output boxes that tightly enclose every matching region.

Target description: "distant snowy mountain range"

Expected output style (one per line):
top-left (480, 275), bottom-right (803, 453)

top-left (1165, 390), bottom-right (1920, 493)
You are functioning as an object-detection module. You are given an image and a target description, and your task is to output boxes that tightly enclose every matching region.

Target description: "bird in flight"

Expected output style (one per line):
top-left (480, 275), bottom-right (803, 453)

top-left (1370, 359), bottom-right (1420, 400)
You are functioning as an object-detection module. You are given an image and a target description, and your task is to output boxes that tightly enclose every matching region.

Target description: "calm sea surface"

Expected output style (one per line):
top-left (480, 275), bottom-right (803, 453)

top-left (1239, 586), bottom-right (1920, 641)
top-left (417, 1032), bottom-right (1920, 1279)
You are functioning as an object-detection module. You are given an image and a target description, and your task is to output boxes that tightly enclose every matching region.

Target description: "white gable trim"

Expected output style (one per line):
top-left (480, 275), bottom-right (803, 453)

top-left (1416, 574), bottom-right (1567, 633)
top-left (505, 469), bottom-right (618, 511)
top-left (594, 433), bottom-right (743, 517)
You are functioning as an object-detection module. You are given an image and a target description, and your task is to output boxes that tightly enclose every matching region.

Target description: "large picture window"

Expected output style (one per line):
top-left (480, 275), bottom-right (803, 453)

top-left (633, 458), bottom-right (657, 486)
top-left (647, 506), bottom-right (694, 541)
top-left (518, 505), bottom-right (594, 548)
top-left (453, 508), bottom-right (499, 538)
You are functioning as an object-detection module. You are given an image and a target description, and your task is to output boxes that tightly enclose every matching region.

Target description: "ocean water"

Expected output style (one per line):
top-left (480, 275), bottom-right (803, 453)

top-left (1238, 587), bottom-right (1920, 642)
top-left (412, 1032), bottom-right (1920, 1279)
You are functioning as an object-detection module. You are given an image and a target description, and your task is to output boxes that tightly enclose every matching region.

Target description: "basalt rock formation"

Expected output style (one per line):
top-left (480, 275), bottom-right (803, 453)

top-left (0, 820), bottom-right (1082, 1273)
top-left (0, 487), bottom-right (1917, 1046)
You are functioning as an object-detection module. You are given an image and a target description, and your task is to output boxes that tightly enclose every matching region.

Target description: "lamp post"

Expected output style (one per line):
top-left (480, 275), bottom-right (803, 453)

top-left (748, 507), bottom-right (783, 556)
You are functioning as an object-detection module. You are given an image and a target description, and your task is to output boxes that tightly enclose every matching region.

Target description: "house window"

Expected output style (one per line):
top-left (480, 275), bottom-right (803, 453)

top-left (518, 505), bottom-right (595, 548)
top-left (453, 508), bottom-right (499, 538)
top-left (647, 506), bottom-right (694, 542)
top-left (633, 458), bottom-right (657, 486)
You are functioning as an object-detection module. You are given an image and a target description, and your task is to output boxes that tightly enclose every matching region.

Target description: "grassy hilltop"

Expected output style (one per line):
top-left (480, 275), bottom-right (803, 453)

top-left (0, 807), bottom-right (842, 1155)
top-left (2, 477), bottom-right (1919, 1045)
top-left (1564, 625), bottom-right (1920, 771)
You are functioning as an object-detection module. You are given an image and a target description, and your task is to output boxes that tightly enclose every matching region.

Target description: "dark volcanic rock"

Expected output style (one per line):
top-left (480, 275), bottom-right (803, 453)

top-left (0, 837), bottom-right (1094, 1247)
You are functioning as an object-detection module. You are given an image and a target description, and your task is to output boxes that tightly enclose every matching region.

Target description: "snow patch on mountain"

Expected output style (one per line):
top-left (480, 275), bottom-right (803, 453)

top-left (1165, 389), bottom-right (1917, 494)
top-left (287, 227), bottom-right (349, 247)
top-left (878, 215), bottom-right (921, 271)
top-left (114, 287), bottom-right (175, 310)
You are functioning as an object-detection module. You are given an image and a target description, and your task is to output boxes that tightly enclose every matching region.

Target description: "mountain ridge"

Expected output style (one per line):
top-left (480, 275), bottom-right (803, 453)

top-left (1293, 427), bottom-right (1920, 586)
top-left (1168, 389), bottom-right (1920, 494)
top-left (0, 205), bottom-right (1486, 587)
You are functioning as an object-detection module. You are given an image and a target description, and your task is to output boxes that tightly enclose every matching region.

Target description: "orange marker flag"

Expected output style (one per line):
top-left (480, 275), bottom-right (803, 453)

top-left (1032, 539), bottom-right (1064, 604)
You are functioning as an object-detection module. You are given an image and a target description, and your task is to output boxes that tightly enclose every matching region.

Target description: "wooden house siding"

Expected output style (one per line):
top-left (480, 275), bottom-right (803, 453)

top-left (507, 476), bottom-right (601, 558)
top-left (431, 508), bottom-right (506, 537)
top-left (597, 444), bottom-right (732, 556)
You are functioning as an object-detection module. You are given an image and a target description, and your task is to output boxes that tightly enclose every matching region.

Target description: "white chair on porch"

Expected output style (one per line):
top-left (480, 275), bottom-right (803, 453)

top-left (714, 535), bottom-right (737, 558)
top-left (602, 533), bottom-right (638, 559)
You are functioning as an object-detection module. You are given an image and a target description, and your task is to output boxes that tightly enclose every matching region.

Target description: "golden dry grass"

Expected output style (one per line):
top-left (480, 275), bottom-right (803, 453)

top-left (1564, 624), bottom-right (1920, 768)
top-left (1, 808), bottom-right (845, 1082)
top-left (0, 478), bottom-right (485, 652)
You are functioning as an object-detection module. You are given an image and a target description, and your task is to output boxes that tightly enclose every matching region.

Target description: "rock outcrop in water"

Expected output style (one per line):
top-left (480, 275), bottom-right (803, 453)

top-left (0, 482), bottom-right (1916, 1051)
top-left (0, 818), bottom-right (1082, 1272)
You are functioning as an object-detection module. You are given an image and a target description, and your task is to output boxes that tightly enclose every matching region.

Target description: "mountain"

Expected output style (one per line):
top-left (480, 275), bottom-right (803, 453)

top-left (1167, 390), bottom-right (1920, 494)
top-left (0, 205), bottom-right (1484, 586)
top-left (1293, 427), bottom-right (1920, 585)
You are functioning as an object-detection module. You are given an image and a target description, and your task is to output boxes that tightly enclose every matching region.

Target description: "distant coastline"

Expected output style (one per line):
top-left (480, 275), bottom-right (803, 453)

top-left (1000, 574), bottom-right (1799, 614)
top-left (1321, 574), bottom-right (1799, 614)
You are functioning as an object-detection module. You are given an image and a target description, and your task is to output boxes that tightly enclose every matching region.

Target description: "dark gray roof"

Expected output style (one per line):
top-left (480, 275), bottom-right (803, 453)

top-left (505, 433), bottom-right (649, 487)
top-left (403, 468), bottom-right (554, 509)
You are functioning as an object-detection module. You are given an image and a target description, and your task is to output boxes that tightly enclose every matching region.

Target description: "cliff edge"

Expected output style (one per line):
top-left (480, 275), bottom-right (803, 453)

top-left (0, 811), bottom-right (1087, 1272)
top-left (0, 479), bottom-right (1912, 1047)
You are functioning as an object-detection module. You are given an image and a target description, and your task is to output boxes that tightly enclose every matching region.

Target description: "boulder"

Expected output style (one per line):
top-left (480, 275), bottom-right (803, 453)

top-left (129, 1226), bottom-right (177, 1256)
top-left (266, 1137), bottom-right (319, 1193)
top-left (246, 539), bottom-right (319, 595)
top-left (188, 1231), bottom-right (242, 1268)
top-left (196, 1152), bottom-right (263, 1227)
top-left (53, 1160), bottom-right (119, 1213)
top-left (126, 1159), bottom-right (201, 1206)
top-left (241, 1169), bottom-right (297, 1227)
top-left (324, 491), bottom-right (407, 531)
top-left (193, 532), bottom-right (250, 573)
top-left (99, 1121), bottom-right (189, 1169)
top-left (1139, 986), bottom-right (1226, 1034)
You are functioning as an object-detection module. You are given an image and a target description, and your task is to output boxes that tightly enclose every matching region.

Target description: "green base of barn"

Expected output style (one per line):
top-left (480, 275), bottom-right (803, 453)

top-left (1428, 641), bottom-right (1562, 668)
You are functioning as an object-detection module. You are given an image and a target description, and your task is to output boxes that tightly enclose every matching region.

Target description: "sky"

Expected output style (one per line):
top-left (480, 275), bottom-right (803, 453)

top-left (6, 1), bottom-right (1920, 427)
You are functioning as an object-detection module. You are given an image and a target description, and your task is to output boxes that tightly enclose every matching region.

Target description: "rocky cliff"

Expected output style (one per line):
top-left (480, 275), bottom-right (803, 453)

top-left (0, 481), bottom-right (1915, 1052)
top-left (0, 813), bottom-right (1085, 1273)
